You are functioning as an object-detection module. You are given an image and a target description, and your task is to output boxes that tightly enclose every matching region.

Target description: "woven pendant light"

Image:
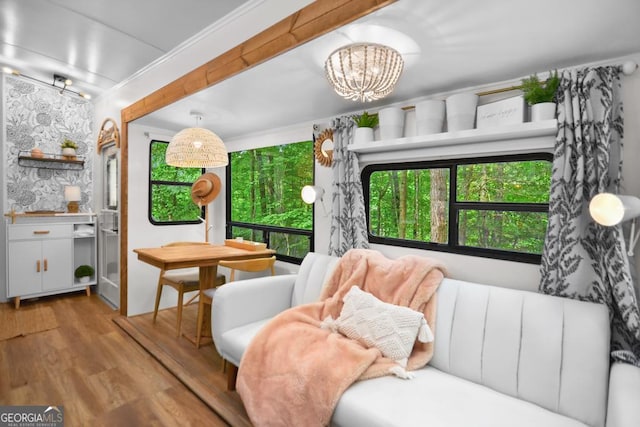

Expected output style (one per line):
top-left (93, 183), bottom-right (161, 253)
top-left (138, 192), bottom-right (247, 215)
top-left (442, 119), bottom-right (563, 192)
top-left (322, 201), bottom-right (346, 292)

top-left (166, 112), bottom-right (228, 168)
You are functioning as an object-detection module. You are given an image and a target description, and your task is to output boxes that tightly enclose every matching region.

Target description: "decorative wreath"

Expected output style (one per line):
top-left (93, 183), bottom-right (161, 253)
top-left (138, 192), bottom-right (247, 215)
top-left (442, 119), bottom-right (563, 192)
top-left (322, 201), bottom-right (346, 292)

top-left (314, 128), bottom-right (334, 167)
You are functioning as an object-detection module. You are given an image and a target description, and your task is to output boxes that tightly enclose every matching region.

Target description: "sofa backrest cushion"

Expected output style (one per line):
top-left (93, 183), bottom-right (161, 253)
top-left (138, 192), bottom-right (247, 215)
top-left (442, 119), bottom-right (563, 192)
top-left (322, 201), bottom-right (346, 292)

top-left (430, 278), bottom-right (610, 427)
top-left (291, 252), bottom-right (340, 306)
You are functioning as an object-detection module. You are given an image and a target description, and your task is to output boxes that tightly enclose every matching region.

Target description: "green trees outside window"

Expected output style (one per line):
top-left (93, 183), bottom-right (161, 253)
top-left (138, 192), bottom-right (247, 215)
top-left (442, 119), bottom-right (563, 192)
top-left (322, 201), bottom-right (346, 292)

top-left (364, 154), bottom-right (552, 263)
top-left (227, 141), bottom-right (314, 262)
top-left (149, 140), bottom-right (204, 224)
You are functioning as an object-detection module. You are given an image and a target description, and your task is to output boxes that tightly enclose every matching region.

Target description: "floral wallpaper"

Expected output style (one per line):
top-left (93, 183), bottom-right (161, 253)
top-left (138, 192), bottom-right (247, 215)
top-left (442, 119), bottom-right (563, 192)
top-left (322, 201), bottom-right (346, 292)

top-left (4, 76), bottom-right (94, 212)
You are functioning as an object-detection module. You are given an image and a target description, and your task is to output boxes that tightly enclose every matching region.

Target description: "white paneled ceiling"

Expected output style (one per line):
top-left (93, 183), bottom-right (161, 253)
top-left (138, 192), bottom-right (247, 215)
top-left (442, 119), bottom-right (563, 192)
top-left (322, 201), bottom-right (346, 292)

top-left (3, 0), bottom-right (640, 140)
top-left (0, 0), bottom-right (249, 98)
top-left (136, 0), bottom-right (640, 139)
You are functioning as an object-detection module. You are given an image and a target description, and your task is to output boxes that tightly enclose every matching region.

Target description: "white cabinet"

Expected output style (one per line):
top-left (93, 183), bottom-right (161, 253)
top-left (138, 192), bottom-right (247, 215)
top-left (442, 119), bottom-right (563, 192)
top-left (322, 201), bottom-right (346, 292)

top-left (8, 238), bottom-right (73, 295)
top-left (5, 214), bottom-right (97, 308)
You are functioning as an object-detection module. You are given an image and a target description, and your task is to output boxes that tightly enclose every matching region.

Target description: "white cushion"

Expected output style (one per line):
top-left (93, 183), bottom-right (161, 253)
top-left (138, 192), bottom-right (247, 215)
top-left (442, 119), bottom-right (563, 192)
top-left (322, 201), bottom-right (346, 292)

top-left (203, 288), bottom-right (216, 299)
top-left (162, 267), bottom-right (199, 283)
top-left (220, 319), bottom-right (270, 366)
top-left (331, 367), bottom-right (588, 427)
top-left (430, 278), bottom-right (610, 427)
top-left (291, 253), bottom-right (340, 306)
top-left (333, 286), bottom-right (432, 367)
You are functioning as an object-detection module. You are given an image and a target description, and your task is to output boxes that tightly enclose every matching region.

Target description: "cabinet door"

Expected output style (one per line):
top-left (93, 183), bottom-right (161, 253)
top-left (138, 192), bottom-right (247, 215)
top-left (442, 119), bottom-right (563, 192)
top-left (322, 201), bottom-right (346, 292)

top-left (7, 240), bottom-right (42, 297)
top-left (42, 239), bottom-right (73, 291)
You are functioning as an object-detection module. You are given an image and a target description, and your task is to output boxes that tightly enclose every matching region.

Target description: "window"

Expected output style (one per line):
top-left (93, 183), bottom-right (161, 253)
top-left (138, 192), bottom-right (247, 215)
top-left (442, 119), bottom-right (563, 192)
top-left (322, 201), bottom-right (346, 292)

top-left (363, 154), bottom-right (552, 263)
top-left (226, 141), bottom-right (314, 263)
top-left (148, 140), bottom-right (204, 224)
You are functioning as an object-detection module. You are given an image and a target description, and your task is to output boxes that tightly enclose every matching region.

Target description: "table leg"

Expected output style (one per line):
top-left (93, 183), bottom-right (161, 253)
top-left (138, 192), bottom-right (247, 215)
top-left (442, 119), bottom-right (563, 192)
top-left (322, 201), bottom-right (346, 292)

top-left (184, 264), bottom-right (217, 347)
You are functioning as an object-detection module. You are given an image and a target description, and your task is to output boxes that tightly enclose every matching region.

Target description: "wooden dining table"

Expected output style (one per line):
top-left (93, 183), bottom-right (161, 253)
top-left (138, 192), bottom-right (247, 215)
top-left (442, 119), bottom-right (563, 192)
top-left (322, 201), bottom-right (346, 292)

top-left (133, 243), bottom-right (275, 345)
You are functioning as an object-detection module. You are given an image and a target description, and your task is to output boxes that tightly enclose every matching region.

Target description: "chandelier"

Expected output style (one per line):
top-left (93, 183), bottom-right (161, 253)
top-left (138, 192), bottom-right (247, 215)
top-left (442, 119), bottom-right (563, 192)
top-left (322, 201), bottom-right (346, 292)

top-left (324, 43), bottom-right (404, 102)
top-left (166, 112), bottom-right (228, 168)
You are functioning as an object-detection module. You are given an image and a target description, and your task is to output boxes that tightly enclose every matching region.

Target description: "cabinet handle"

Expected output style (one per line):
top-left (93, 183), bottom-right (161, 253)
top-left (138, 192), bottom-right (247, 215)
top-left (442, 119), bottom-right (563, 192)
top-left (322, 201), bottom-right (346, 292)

top-left (33, 230), bottom-right (50, 235)
top-left (36, 260), bottom-right (41, 272)
top-left (44, 259), bottom-right (48, 271)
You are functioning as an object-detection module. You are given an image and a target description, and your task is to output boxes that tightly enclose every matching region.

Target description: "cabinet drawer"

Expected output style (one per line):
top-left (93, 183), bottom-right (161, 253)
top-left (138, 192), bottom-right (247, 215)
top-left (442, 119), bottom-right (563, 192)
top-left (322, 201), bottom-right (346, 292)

top-left (8, 224), bottom-right (73, 240)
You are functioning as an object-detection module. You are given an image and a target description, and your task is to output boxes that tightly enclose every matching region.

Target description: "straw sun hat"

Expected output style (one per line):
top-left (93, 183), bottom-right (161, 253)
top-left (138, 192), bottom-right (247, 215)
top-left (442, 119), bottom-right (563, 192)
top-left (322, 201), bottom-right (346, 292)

top-left (191, 173), bottom-right (221, 206)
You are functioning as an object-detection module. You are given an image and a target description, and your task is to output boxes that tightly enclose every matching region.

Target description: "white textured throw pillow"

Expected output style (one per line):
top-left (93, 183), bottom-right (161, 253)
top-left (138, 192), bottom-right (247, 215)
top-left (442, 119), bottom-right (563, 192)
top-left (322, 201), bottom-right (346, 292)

top-left (332, 286), bottom-right (433, 368)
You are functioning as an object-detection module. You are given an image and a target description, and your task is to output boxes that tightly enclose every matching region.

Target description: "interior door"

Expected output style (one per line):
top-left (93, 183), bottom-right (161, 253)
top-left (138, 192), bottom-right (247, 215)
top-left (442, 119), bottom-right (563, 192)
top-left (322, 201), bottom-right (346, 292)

top-left (98, 143), bottom-right (120, 308)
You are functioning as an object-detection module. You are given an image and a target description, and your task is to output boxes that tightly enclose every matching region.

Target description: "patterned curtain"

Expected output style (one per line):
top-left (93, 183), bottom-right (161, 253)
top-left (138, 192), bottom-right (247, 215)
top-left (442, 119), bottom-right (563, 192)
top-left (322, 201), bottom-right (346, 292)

top-left (539, 66), bottom-right (640, 364)
top-left (328, 116), bottom-right (370, 256)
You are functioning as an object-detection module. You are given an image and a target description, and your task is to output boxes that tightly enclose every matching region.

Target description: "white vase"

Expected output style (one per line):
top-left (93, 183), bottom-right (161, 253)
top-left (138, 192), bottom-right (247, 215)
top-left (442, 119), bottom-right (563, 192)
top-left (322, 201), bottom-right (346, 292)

top-left (530, 102), bottom-right (556, 122)
top-left (62, 147), bottom-right (76, 157)
top-left (378, 107), bottom-right (405, 140)
top-left (446, 93), bottom-right (478, 131)
top-left (353, 127), bottom-right (374, 144)
top-left (415, 100), bottom-right (445, 135)
top-left (79, 276), bottom-right (90, 283)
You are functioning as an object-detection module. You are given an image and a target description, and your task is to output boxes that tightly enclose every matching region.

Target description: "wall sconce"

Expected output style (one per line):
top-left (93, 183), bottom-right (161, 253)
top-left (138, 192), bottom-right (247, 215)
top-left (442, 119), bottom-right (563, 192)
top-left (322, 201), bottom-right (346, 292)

top-left (589, 192), bottom-right (640, 255)
top-left (53, 74), bottom-right (72, 94)
top-left (302, 185), bottom-right (328, 216)
top-left (64, 186), bottom-right (82, 213)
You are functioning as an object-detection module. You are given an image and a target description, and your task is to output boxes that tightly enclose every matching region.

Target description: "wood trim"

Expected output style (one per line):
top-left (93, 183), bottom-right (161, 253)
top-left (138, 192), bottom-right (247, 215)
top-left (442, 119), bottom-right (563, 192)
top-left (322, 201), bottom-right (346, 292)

top-left (113, 316), bottom-right (251, 427)
top-left (119, 0), bottom-right (397, 316)
top-left (119, 118), bottom-right (129, 316)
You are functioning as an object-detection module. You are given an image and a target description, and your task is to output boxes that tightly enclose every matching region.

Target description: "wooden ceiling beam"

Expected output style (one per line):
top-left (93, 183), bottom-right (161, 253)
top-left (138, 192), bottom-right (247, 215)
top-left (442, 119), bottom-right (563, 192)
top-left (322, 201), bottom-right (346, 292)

top-left (121, 0), bottom-right (396, 123)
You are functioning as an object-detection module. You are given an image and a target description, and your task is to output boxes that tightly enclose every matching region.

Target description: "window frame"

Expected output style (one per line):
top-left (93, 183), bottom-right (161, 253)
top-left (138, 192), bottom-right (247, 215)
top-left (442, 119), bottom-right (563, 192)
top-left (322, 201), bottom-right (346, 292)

top-left (225, 143), bottom-right (315, 265)
top-left (362, 153), bottom-right (553, 264)
top-left (148, 139), bottom-right (205, 226)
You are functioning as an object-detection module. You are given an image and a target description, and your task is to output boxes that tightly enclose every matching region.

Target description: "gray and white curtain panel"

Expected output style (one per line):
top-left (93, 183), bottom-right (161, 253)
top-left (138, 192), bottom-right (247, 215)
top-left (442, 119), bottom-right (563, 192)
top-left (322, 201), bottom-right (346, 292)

top-left (540, 66), bottom-right (640, 364)
top-left (328, 116), bottom-right (370, 256)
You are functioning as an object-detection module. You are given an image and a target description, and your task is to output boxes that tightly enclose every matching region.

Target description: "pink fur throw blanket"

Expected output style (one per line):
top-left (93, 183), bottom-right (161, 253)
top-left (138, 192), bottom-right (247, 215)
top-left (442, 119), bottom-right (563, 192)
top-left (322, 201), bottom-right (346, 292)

top-left (236, 249), bottom-right (446, 427)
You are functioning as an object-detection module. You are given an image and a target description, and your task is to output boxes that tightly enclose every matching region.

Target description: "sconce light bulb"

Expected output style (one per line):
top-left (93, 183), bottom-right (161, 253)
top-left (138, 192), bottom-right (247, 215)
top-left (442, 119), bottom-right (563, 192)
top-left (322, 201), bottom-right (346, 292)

top-left (301, 185), bottom-right (324, 204)
top-left (589, 193), bottom-right (640, 226)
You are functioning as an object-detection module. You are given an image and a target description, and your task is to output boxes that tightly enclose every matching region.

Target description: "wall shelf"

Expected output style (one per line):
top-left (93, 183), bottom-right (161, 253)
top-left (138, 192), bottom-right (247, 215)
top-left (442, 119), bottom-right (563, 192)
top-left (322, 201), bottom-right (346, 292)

top-left (18, 151), bottom-right (85, 170)
top-left (349, 120), bottom-right (558, 164)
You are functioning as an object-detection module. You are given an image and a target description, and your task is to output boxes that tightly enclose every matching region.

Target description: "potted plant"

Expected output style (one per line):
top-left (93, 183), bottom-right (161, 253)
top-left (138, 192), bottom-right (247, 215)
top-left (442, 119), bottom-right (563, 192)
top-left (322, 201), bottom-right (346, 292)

top-left (61, 139), bottom-right (78, 157)
top-left (521, 71), bottom-right (560, 122)
top-left (74, 265), bottom-right (94, 283)
top-left (352, 111), bottom-right (379, 144)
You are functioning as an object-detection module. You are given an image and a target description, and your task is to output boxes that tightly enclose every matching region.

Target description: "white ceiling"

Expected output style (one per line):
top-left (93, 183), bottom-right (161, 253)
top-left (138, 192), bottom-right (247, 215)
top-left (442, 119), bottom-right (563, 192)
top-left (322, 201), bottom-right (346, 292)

top-left (0, 0), bottom-right (249, 97)
top-left (3, 0), bottom-right (640, 140)
top-left (136, 0), bottom-right (640, 139)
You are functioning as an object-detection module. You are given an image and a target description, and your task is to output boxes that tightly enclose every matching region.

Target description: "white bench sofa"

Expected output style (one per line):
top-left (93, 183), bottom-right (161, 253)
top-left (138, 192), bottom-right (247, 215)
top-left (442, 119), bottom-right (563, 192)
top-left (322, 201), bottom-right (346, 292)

top-left (212, 252), bottom-right (640, 427)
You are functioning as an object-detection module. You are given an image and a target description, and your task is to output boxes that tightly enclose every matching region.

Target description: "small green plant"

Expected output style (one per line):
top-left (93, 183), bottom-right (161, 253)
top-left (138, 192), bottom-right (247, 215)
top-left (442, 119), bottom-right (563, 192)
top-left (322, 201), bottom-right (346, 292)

top-left (74, 265), bottom-right (94, 278)
top-left (352, 111), bottom-right (379, 128)
top-left (61, 139), bottom-right (78, 149)
top-left (521, 71), bottom-right (560, 105)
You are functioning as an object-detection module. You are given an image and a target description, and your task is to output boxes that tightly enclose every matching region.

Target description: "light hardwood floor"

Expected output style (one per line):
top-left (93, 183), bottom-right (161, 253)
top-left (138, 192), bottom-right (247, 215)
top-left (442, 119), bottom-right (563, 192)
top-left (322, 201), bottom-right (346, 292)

top-left (0, 292), bottom-right (237, 426)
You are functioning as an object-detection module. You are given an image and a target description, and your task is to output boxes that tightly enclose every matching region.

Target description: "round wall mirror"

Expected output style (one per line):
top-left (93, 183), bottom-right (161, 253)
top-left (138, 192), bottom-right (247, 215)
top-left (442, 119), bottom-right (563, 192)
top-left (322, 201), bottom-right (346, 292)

top-left (314, 128), bottom-right (334, 167)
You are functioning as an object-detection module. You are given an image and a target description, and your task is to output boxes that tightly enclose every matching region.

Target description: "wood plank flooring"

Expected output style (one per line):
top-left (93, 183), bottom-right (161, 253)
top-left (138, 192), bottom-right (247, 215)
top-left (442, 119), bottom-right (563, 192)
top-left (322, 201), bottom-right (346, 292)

top-left (0, 292), bottom-right (235, 426)
top-left (114, 301), bottom-right (251, 427)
